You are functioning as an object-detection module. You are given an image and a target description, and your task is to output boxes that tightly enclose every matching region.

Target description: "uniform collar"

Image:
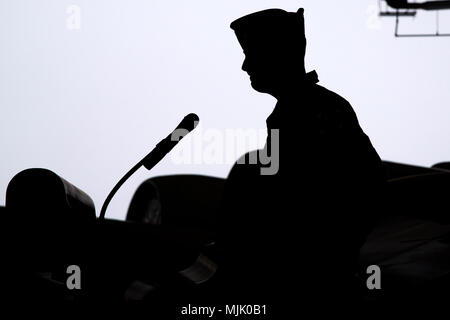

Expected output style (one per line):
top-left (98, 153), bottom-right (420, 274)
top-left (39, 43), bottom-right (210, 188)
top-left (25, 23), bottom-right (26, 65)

top-left (303, 70), bottom-right (319, 86)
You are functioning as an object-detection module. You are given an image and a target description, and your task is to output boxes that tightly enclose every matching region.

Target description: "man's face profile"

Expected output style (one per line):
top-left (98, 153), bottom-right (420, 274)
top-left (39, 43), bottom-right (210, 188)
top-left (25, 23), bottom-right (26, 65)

top-left (239, 35), bottom-right (288, 95)
top-left (231, 9), bottom-right (307, 97)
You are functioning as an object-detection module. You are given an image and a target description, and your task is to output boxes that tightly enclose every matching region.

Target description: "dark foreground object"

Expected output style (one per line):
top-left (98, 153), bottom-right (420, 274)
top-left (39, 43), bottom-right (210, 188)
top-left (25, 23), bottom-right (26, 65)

top-left (2, 163), bottom-right (450, 311)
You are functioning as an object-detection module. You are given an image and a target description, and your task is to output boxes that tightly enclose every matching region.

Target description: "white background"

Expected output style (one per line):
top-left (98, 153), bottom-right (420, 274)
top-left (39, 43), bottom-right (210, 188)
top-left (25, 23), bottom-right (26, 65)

top-left (2, 1), bottom-right (450, 219)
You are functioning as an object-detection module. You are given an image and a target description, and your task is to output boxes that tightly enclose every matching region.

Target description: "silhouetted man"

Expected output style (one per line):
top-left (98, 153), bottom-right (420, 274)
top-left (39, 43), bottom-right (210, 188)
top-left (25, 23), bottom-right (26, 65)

top-left (218, 8), bottom-right (385, 305)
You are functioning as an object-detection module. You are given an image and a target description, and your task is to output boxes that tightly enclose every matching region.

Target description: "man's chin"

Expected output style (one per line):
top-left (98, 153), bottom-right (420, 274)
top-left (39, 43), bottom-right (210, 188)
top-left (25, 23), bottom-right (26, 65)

top-left (250, 80), bottom-right (269, 93)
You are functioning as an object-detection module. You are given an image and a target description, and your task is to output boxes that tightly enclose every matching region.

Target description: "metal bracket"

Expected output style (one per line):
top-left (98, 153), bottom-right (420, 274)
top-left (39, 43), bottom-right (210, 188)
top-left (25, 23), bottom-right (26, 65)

top-left (394, 9), bottom-right (450, 37)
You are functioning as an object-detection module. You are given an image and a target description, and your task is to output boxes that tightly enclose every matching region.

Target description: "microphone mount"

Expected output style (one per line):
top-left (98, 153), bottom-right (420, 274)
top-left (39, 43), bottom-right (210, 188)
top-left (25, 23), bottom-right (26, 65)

top-left (99, 113), bottom-right (199, 220)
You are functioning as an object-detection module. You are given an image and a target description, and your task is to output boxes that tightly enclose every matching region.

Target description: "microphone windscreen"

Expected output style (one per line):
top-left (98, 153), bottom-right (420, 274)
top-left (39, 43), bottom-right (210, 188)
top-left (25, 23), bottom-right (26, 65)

top-left (176, 113), bottom-right (199, 132)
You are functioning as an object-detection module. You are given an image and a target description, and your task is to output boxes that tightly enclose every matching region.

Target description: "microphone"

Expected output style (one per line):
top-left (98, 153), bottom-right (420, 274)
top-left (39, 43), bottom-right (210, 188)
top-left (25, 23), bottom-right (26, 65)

top-left (99, 113), bottom-right (199, 220)
top-left (143, 113), bottom-right (199, 170)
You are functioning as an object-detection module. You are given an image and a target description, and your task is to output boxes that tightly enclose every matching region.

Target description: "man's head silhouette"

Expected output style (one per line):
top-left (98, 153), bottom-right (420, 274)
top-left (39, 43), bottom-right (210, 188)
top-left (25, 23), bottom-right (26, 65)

top-left (231, 8), bottom-right (307, 97)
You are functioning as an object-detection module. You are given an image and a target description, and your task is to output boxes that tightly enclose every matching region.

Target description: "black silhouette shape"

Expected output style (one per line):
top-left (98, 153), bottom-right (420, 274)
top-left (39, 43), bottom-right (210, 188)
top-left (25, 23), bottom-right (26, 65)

top-left (218, 8), bottom-right (386, 303)
top-left (4, 7), bottom-right (450, 309)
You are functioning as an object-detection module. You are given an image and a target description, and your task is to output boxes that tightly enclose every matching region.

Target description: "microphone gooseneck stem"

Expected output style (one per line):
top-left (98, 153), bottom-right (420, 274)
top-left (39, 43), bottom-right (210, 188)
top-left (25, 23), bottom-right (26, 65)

top-left (99, 159), bottom-right (144, 220)
top-left (99, 113), bottom-right (199, 220)
top-left (99, 138), bottom-right (169, 220)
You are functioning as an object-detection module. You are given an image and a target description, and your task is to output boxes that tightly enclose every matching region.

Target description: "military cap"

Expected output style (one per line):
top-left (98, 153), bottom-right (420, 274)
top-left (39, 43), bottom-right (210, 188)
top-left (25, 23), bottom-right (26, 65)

top-left (230, 8), bottom-right (306, 51)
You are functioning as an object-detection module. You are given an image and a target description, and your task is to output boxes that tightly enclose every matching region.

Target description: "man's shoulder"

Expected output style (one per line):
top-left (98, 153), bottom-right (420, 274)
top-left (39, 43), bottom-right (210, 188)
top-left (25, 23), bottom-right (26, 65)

top-left (313, 85), bottom-right (354, 113)
top-left (278, 84), bottom-right (362, 134)
top-left (308, 84), bottom-right (359, 129)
